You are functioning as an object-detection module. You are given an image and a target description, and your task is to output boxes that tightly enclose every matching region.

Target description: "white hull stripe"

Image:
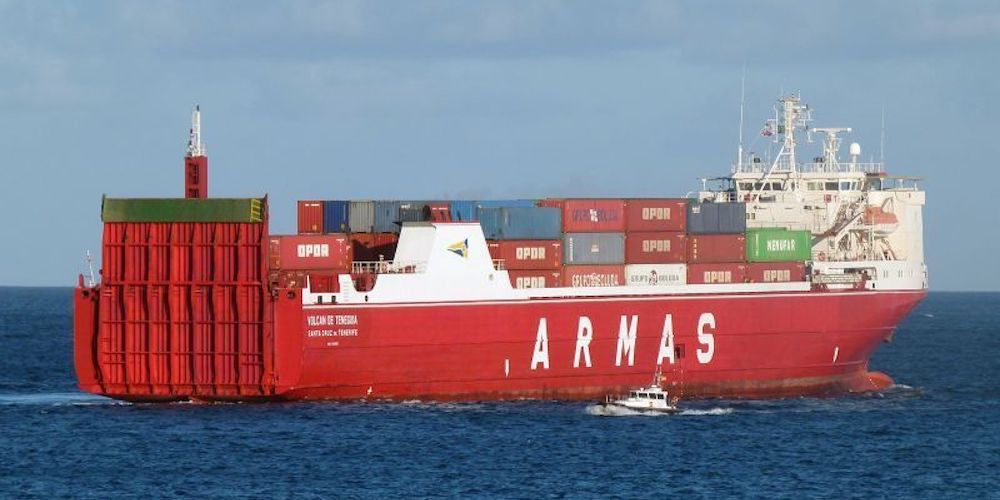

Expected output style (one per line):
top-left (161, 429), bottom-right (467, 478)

top-left (303, 289), bottom-right (925, 310)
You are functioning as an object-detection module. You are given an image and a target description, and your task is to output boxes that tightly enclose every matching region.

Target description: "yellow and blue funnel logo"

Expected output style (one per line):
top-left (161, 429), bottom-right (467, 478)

top-left (447, 239), bottom-right (469, 258)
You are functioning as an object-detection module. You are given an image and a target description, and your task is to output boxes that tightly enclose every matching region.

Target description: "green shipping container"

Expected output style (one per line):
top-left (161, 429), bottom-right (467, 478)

top-left (745, 228), bottom-right (812, 262)
top-left (102, 197), bottom-right (265, 223)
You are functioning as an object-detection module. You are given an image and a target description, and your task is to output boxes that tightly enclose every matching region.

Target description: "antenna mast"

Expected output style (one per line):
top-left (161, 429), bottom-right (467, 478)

top-left (766, 95), bottom-right (812, 172)
top-left (184, 105), bottom-right (209, 198)
top-left (880, 106), bottom-right (886, 167)
top-left (736, 66), bottom-right (746, 172)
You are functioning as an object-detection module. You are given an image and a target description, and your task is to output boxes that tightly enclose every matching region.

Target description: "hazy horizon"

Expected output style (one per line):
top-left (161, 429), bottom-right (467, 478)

top-left (1, 1), bottom-right (997, 290)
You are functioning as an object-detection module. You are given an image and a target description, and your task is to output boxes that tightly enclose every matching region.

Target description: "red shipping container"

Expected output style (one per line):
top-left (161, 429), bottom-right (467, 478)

top-left (746, 262), bottom-right (806, 283)
top-left (507, 269), bottom-right (562, 289)
top-left (269, 234), bottom-right (352, 271)
top-left (350, 233), bottom-right (399, 262)
top-left (687, 234), bottom-right (746, 263)
top-left (537, 199), bottom-right (564, 209)
top-left (297, 200), bottom-right (323, 234)
top-left (270, 270), bottom-right (305, 289)
top-left (625, 199), bottom-right (688, 232)
top-left (425, 202), bottom-right (452, 222)
top-left (308, 272), bottom-right (341, 293)
top-left (561, 199), bottom-right (626, 232)
top-left (562, 265), bottom-right (626, 288)
top-left (687, 263), bottom-right (747, 284)
top-left (488, 240), bottom-right (562, 270)
top-left (625, 232), bottom-right (687, 264)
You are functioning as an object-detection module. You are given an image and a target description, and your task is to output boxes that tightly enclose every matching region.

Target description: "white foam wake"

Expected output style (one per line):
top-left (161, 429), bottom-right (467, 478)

top-left (585, 404), bottom-right (733, 417)
top-left (0, 392), bottom-right (121, 406)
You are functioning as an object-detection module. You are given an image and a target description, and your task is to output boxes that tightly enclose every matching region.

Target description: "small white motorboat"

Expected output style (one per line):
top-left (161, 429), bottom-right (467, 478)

top-left (602, 368), bottom-right (680, 414)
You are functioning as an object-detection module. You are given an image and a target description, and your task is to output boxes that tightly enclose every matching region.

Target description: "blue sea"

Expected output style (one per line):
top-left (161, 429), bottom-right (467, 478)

top-left (1, 288), bottom-right (997, 499)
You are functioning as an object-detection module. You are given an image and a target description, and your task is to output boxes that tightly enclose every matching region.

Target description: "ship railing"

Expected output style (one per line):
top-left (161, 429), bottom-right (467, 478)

top-left (811, 273), bottom-right (864, 285)
top-left (351, 260), bottom-right (427, 275)
top-left (734, 162), bottom-right (884, 175)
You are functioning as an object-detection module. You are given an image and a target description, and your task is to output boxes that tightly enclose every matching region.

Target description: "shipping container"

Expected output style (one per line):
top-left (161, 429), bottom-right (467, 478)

top-left (745, 228), bottom-right (813, 262)
top-left (561, 199), bottom-right (627, 232)
top-left (350, 233), bottom-right (399, 262)
top-left (625, 232), bottom-right (687, 264)
top-left (562, 265), bottom-right (626, 288)
top-left (449, 201), bottom-right (477, 222)
top-left (478, 207), bottom-right (562, 240)
top-left (373, 201), bottom-right (403, 233)
top-left (425, 202), bottom-right (451, 222)
top-left (563, 232), bottom-right (626, 265)
top-left (506, 269), bottom-right (562, 289)
top-left (268, 234), bottom-right (352, 271)
top-left (348, 201), bottom-right (375, 233)
top-left (322, 201), bottom-right (349, 233)
top-left (270, 269), bottom-right (306, 289)
top-left (687, 234), bottom-right (747, 263)
top-left (686, 202), bottom-right (747, 234)
top-left (448, 200), bottom-right (537, 222)
top-left (687, 263), bottom-right (748, 284)
top-left (297, 200), bottom-right (324, 234)
top-left (308, 272), bottom-right (340, 293)
top-left (625, 264), bottom-right (687, 287)
top-left (477, 199), bottom-right (538, 208)
top-left (398, 206), bottom-right (426, 224)
top-left (746, 262), bottom-right (807, 283)
top-left (488, 240), bottom-right (562, 270)
top-left (625, 199), bottom-right (688, 232)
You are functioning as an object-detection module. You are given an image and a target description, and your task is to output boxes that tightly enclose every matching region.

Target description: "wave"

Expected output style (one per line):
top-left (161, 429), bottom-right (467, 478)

top-left (0, 392), bottom-right (123, 406)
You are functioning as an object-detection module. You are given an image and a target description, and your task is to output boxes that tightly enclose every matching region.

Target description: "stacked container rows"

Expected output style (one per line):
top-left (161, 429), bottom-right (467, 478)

top-left (293, 198), bottom-right (813, 290)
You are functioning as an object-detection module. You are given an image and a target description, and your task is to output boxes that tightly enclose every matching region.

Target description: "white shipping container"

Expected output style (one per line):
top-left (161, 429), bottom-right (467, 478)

top-left (625, 264), bottom-right (687, 287)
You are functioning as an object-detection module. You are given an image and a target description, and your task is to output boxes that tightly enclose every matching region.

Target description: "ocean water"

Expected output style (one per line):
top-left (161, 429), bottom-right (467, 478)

top-left (0, 288), bottom-right (997, 499)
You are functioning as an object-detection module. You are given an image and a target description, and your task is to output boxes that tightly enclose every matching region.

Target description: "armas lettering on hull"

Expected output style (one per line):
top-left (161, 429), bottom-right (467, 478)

top-left (530, 313), bottom-right (716, 371)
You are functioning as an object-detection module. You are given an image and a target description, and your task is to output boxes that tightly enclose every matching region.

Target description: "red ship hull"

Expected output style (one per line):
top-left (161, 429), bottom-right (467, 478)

top-left (75, 286), bottom-right (925, 402)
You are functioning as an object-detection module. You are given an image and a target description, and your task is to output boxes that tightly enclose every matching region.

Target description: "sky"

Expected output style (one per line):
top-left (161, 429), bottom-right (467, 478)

top-left (1, 0), bottom-right (997, 290)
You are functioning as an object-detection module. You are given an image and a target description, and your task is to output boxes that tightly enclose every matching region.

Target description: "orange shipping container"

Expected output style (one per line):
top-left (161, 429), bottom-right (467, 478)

top-left (488, 240), bottom-right (562, 270)
top-left (560, 199), bottom-right (626, 232)
top-left (746, 262), bottom-right (806, 283)
top-left (687, 263), bottom-right (747, 284)
top-left (562, 265), bottom-right (626, 287)
top-left (625, 232), bottom-right (687, 264)
top-left (687, 234), bottom-right (746, 263)
top-left (625, 199), bottom-right (688, 232)
top-left (350, 233), bottom-right (399, 262)
top-left (507, 269), bottom-right (562, 289)
top-left (297, 201), bottom-right (323, 234)
top-left (268, 234), bottom-right (352, 271)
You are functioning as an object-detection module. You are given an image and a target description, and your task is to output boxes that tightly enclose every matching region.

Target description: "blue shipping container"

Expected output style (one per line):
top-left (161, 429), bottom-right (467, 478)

top-left (322, 201), bottom-right (349, 233)
top-left (450, 200), bottom-right (537, 222)
top-left (373, 201), bottom-right (403, 233)
top-left (478, 207), bottom-right (562, 240)
top-left (477, 199), bottom-right (538, 208)
top-left (450, 201), bottom-right (478, 221)
top-left (687, 202), bottom-right (747, 234)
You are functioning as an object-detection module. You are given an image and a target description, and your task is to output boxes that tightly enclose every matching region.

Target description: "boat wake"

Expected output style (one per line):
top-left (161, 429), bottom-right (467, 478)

top-left (585, 404), bottom-right (733, 417)
top-left (0, 392), bottom-right (123, 406)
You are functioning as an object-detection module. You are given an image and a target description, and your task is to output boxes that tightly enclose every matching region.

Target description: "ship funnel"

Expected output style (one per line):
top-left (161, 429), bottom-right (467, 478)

top-left (184, 105), bottom-right (208, 198)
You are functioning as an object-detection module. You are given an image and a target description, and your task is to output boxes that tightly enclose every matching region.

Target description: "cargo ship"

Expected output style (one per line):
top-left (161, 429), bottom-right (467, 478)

top-left (73, 95), bottom-right (928, 402)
